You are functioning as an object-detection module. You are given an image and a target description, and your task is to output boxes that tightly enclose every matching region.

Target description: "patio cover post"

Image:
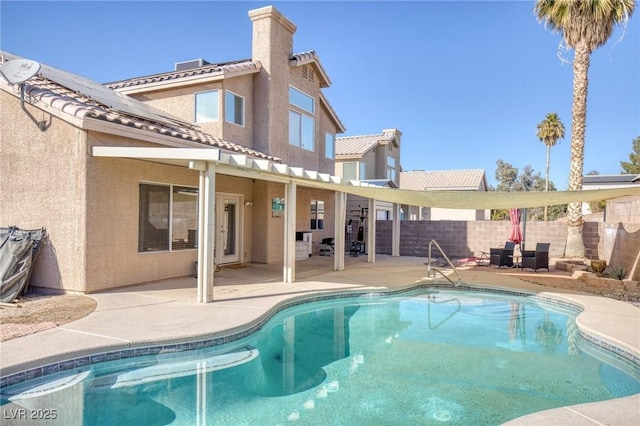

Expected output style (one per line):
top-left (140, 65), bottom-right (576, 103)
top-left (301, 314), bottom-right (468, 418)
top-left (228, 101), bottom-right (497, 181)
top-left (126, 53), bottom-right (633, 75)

top-left (283, 181), bottom-right (297, 283)
top-left (196, 162), bottom-right (216, 303)
top-left (392, 203), bottom-right (400, 257)
top-left (334, 191), bottom-right (346, 271)
top-left (368, 198), bottom-right (376, 263)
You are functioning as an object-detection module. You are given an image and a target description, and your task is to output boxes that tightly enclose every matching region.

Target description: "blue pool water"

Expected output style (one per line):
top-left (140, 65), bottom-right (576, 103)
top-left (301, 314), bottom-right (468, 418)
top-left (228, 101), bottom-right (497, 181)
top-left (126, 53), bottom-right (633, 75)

top-left (1, 288), bottom-right (639, 425)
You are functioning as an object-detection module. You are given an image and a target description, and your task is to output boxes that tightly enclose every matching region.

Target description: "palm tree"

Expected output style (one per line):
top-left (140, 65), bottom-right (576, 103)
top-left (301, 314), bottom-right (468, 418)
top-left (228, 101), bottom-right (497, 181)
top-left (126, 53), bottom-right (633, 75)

top-left (535, 0), bottom-right (636, 258)
top-left (536, 113), bottom-right (565, 221)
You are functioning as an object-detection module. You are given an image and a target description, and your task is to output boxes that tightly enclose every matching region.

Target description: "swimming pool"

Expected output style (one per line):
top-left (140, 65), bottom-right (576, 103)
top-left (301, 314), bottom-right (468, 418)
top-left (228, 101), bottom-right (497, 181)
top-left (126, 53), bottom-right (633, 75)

top-left (1, 287), bottom-right (639, 425)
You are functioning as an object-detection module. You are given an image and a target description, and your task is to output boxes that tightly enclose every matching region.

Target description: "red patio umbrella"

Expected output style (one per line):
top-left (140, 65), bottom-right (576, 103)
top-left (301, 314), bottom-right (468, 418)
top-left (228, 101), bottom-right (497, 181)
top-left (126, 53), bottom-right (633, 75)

top-left (508, 208), bottom-right (523, 245)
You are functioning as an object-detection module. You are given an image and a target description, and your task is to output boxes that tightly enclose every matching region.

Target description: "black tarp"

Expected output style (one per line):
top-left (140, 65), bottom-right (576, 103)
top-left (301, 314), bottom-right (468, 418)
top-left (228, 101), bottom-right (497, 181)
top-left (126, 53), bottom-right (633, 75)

top-left (0, 226), bottom-right (47, 303)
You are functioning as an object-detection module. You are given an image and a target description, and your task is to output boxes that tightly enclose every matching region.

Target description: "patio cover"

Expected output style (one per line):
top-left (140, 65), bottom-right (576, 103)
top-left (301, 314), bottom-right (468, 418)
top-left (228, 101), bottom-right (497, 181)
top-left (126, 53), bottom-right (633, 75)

top-left (92, 146), bottom-right (640, 302)
top-left (92, 146), bottom-right (640, 209)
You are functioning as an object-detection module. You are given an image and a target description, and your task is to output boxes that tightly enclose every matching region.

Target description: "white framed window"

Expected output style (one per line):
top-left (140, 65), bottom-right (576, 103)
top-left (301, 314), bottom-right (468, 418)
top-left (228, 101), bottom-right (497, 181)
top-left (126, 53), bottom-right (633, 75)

top-left (289, 86), bottom-right (315, 151)
top-left (225, 91), bottom-right (244, 126)
top-left (138, 183), bottom-right (198, 252)
top-left (343, 162), bottom-right (357, 180)
top-left (195, 90), bottom-right (219, 123)
top-left (310, 200), bottom-right (324, 230)
top-left (359, 162), bottom-right (366, 180)
top-left (289, 110), bottom-right (314, 151)
top-left (387, 156), bottom-right (396, 182)
top-left (289, 86), bottom-right (314, 113)
top-left (325, 133), bottom-right (335, 159)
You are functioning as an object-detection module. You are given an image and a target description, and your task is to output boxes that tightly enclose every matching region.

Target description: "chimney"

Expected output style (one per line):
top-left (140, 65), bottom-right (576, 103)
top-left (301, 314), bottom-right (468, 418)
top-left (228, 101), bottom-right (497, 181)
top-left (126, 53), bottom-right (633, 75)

top-left (249, 6), bottom-right (296, 64)
top-left (248, 6), bottom-right (297, 154)
top-left (382, 128), bottom-right (402, 145)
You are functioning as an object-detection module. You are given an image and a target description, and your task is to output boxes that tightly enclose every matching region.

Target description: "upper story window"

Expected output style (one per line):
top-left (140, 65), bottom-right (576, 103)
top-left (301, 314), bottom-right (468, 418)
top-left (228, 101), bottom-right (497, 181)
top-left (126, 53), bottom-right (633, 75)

top-left (195, 90), bottom-right (219, 123)
top-left (359, 162), bottom-right (366, 180)
top-left (225, 91), bottom-right (244, 126)
top-left (289, 86), bottom-right (315, 151)
top-left (289, 87), bottom-right (314, 113)
top-left (325, 133), bottom-right (335, 159)
top-left (289, 111), bottom-right (314, 151)
top-left (343, 162), bottom-right (357, 180)
top-left (387, 156), bottom-right (396, 182)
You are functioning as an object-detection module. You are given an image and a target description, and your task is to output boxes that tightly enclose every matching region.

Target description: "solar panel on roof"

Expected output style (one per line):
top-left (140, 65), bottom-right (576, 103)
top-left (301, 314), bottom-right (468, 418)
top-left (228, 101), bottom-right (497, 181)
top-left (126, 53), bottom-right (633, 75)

top-left (2, 51), bottom-right (191, 127)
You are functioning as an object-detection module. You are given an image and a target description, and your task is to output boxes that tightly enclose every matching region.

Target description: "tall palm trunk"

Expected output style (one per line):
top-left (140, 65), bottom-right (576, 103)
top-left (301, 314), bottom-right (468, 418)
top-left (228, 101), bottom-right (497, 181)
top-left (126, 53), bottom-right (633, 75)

top-left (565, 40), bottom-right (589, 258)
top-left (544, 144), bottom-right (551, 221)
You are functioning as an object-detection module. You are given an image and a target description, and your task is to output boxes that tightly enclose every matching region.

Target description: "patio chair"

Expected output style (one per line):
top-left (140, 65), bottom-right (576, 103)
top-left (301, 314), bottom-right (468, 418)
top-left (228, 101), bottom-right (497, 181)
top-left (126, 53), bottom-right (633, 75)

top-left (489, 241), bottom-right (515, 268)
top-left (319, 237), bottom-right (334, 256)
top-left (521, 243), bottom-right (550, 272)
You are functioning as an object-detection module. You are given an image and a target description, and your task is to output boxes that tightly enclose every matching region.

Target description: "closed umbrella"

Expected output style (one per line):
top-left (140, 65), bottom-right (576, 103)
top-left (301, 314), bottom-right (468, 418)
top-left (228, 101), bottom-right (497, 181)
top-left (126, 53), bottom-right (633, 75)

top-left (508, 208), bottom-right (523, 246)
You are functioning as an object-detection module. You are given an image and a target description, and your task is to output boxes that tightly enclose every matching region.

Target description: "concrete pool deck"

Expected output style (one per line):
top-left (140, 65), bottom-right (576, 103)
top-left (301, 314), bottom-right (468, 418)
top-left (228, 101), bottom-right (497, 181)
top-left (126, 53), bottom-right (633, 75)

top-left (1, 255), bottom-right (639, 424)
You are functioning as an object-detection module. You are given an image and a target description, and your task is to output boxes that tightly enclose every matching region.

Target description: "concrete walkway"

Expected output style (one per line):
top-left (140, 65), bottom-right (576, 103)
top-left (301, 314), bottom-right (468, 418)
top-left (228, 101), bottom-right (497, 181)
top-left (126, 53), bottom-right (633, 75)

top-left (1, 255), bottom-right (638, 425)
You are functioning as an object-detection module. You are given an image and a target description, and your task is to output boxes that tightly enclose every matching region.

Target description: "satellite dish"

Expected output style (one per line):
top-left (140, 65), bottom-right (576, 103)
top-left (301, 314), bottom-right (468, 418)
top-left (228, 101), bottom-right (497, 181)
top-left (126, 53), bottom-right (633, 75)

top-left (0, 59), bottom-right (41, 85)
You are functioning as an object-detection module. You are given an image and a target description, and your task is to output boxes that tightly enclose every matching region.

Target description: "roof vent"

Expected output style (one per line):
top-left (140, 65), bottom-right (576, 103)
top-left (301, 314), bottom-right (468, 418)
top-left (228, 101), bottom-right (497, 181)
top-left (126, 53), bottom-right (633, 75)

top-left (175, 59), bottom-right (210, 71)
top-left (302, 65), bottom-right (315, 84)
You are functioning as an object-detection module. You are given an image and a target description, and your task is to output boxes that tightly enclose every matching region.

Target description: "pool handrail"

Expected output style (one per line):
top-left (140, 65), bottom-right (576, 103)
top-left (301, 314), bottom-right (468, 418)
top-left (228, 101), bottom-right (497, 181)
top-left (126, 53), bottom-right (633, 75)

top-left (427, 239), bottom-right (462, 286)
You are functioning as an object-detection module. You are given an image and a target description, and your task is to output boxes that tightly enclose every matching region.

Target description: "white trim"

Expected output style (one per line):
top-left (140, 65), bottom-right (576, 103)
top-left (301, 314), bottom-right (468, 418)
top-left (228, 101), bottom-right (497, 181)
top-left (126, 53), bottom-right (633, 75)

top-left (92, 146), bottom-right (221, 162)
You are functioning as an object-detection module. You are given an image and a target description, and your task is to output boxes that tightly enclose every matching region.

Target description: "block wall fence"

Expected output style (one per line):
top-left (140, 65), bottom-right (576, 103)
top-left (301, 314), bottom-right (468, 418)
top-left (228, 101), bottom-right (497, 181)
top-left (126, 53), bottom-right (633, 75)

top-left (374, 220), bottom-right (640, 281)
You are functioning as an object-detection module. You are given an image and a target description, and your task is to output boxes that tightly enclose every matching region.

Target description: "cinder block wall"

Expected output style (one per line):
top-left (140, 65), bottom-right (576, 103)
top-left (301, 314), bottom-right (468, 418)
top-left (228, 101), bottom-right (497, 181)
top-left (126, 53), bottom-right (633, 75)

top-left (375, 220), bottom-right (640, 281)
top-left (376, 220), bottom-right (568, 258)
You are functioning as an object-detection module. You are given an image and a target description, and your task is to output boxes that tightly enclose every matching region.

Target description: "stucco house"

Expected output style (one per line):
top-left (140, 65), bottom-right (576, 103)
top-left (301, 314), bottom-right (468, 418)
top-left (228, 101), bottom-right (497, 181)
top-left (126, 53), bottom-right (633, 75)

top-left (399, 169), bottom-right (489, 221)
top-left (0, 6), bottom-right (349, 301)
top-left (334, 130), bottom-right (402, 251)
top-left (581, 174), bottom-right (640, 219)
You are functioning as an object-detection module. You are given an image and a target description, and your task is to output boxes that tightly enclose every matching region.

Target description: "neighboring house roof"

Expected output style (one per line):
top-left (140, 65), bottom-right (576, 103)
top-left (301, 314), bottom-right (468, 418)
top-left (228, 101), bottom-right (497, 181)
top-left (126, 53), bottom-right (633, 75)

top-left (0, 52), bottom-right (281, 162)
top-left (400, 169), bottom-right (488, 191)
top-left (335, 131), bottom-right (399, 158)
top-left (582, 174), bottom-right (640, 188)
top-left (360, 179), bottom-right (397, 188)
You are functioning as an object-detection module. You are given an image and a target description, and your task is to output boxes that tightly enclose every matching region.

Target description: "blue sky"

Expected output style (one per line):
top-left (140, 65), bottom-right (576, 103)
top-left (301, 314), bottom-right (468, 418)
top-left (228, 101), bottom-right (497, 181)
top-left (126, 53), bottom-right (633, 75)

top-left (2, 1), bottom-right (638, 188)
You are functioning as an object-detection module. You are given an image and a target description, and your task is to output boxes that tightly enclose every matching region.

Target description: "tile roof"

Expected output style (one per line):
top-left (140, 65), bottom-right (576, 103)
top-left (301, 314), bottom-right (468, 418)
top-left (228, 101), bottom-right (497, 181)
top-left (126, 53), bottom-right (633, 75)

top-left (335, 132), bottom-right (397, 156)
top-left (105, 59), bottom-right (261, 90)
top-left (104, 51), bottom-right (344, 132)
top-left (0, 52), bottom-right (281, 162)
top-left (289, 50), bottom-right (331, 88)
top-left (400, 169), bottom-right (487, 191)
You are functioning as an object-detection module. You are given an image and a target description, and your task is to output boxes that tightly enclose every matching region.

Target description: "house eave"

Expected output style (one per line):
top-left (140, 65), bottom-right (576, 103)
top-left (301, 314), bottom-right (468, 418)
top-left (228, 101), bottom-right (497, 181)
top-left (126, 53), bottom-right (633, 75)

top-left (113, 66), bottom-right (262, 95)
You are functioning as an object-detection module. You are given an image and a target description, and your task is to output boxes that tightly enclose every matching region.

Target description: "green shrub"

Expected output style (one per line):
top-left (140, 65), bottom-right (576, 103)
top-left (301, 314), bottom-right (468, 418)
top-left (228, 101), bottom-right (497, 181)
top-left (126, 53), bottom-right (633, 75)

top-left (606, 265), bottom-right (628, 280)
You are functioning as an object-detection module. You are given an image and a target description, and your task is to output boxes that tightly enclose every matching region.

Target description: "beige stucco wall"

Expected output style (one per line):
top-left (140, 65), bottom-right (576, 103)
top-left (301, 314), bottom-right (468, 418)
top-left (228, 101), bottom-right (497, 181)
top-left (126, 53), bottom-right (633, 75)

top-left (361, 150), bottom-right (377, 180)
top-left (85, 152), bottom-right (199, 292)
top-left (1, 91), bottom-right (88, 293)
top-left (86, 144), bottom-right (263, 292)
top-left (250, 181), bottom-right (335, 263)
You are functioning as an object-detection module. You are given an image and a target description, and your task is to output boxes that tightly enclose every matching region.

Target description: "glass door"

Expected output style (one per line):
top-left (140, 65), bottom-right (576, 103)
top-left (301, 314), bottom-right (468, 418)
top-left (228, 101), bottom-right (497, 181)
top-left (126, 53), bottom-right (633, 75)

top-left (216, 194), bottom-right (242, 264)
